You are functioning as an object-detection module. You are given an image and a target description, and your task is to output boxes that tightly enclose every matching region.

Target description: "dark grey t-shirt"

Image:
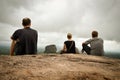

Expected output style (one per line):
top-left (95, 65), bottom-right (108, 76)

top-left (11, 27), bottom-right (38, 55)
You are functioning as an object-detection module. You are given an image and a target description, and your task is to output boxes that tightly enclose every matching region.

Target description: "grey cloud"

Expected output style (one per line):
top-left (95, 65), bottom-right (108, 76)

top-left (0, 0), bottom-right (31, 24)
top-left (0, 0), bottom-right (120, 41)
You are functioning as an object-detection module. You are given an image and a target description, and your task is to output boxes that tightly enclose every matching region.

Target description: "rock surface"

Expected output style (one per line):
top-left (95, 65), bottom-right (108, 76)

top-left (44, 45), bottom-right (57, 53)
top-left (0, 54), bottom-right (120, 80)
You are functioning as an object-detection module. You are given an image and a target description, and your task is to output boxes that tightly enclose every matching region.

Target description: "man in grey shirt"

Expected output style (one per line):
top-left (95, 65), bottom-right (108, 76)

top-left (82, 31), bottom-right (104, 56)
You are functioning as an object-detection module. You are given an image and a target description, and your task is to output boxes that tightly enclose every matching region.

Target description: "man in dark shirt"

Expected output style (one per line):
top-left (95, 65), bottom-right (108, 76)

top-left (10, 17), bottom-right (38, 55)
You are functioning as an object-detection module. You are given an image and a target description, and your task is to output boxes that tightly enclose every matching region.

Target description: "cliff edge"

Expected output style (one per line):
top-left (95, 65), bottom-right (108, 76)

top-left (0, 54), bottom-right (120, 80)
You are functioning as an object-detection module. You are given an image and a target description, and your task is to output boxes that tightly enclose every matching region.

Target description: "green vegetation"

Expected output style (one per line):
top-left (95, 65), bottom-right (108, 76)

top-left (0, 45), bottom-right (10, 55)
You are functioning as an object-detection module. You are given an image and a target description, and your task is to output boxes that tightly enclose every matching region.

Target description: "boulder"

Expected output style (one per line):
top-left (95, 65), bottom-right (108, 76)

top-left (44, 44), bottom-right (57, 53)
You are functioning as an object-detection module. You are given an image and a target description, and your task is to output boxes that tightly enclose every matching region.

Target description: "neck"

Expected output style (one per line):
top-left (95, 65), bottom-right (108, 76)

top-left (68, 39), bottom-right (72, 41)
top-left (92, 37), bottom-right (98, 38)
top-left (24, 26), bottom-right (30, 28)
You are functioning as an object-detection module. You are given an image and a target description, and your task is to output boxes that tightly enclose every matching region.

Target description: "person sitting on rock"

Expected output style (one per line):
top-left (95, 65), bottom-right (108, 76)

top-left (82, 31), bottom-right (104, 56)
top-left (10, 17), bottom-right (38, 56)
top-left (61, 33), bottom-right (76, 54)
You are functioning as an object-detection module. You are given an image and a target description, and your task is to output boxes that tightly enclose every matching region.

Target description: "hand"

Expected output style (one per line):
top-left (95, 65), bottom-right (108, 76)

top-left (82, 42), bottom-right (85, 46)
top-left (10, 52), bottom-right (14, 56)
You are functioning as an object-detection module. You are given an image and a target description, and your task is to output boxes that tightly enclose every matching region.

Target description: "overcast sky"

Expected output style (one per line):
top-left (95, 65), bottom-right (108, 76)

top-left (0, 0), bottom-right (120, 52)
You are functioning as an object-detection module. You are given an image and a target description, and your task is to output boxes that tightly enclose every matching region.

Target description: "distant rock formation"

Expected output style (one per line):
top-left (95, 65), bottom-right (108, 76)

top-left (44, 44), bottom-right (57, 53)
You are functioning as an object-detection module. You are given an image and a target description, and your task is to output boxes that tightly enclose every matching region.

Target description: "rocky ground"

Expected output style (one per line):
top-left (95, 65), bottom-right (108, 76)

top-left (0, 54), bottom-right (120, 80)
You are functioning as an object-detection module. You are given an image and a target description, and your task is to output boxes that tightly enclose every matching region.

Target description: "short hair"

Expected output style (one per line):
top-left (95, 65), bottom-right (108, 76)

top-left (22, 17), bottom-right (31, 26)
top-left (92, 31), bottom-right (98, 37)
top-left (67, 33), bottom-right (72, 39)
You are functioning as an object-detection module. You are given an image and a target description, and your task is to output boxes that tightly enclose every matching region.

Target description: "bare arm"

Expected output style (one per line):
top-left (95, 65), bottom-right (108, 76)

top-left (10, 40), bottom-right (16, 56)
top-left (63, 44), bottom-right (67, 52)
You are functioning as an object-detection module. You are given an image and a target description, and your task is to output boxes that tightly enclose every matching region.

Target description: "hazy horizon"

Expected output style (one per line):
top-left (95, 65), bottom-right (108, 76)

top-left (0, 33), bottom-right (120, 53)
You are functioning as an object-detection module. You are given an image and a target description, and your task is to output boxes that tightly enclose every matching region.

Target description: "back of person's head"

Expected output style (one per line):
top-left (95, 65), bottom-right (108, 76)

top-left (22, 17), bottom-right (31, 26)
top-left (92, 31), bottom-right (98, 38)
top-left (67, 33), bottom-right (72, 39)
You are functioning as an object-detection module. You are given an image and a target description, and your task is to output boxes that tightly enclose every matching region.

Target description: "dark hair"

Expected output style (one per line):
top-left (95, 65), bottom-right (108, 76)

top-left (22, 17), bottom-right (31, 26)
top-left (92, 31), bottom-right (98, 37)
top-left (67, 33), bottom-right (72, 39)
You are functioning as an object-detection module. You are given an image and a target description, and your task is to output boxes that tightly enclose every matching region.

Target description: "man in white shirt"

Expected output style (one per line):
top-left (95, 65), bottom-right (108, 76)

top-left (82, 31), bottom-right (104, 56)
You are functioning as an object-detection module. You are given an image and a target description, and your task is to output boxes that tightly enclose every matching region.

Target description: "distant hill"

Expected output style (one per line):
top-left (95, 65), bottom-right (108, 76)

top-left (0, 45), bottom-right (10, 55)
top-left (104, 52), bottom-right (120, 59)
top-left (0, 45), bottom-right (120, 59)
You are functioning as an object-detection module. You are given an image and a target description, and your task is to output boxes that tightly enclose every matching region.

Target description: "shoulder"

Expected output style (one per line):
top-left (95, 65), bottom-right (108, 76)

top-left (64, 40), bottom-right (70, 43)
top-left (30, 28), bottom-right (37, 31)
top-left (94, 37), bottom-right (103, 41)
top-left (64, 40), bottom-right (75, 43)
top-left (92, 38), bottom-right (104, 42)
top-left (13, 29), bottom-right (23, 34)
top-left (11, 29), bottom-right (23, 40)
top-left (98, 38), bottom-right (104, 42)
top-left (64, 40), bottom-right (68, 43)
top-left (72, 40), bottom-right (75, 42)
top-left (71, 40), bottom-right (75, 43)
top-left (16, 29), bottom-right (23, 32)
top-left (30, 28), bottom-right (38, 33)
top-left (98, 38), bottom-right (103, 40)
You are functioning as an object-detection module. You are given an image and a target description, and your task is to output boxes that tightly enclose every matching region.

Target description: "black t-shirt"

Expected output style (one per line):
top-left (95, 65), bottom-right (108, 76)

top-left (64, 40), bottom-right (76, 53)
top-left (11, 27), bottom-right (38, 55)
